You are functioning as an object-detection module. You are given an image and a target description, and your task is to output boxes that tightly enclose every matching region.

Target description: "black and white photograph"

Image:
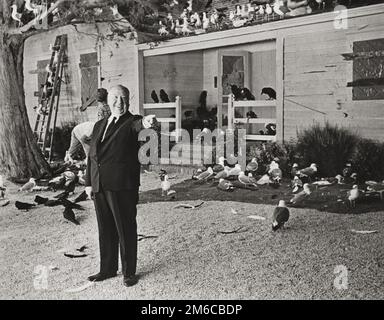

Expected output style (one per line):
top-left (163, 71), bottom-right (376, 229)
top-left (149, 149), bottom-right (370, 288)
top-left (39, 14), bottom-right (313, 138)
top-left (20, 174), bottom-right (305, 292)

top-left (0, 0), bottom-right (383, 306)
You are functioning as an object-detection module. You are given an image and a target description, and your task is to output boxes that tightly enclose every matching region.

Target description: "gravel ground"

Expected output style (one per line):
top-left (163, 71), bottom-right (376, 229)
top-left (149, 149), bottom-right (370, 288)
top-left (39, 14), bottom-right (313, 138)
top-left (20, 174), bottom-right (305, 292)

top-left (0, 172), bottom-right (383, 300)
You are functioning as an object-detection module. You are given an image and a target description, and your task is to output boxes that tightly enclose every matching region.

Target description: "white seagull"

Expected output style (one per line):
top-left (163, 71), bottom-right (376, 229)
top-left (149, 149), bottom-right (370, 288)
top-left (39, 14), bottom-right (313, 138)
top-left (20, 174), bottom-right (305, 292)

top-left (18, 178), bottom-right (36, 192)
top-left (238, 171), bottom-right (257, 188)
top-left (228, 164), bottom-right (242, 176)
top-left (348, 185), bottom-right (360, 208)
top-left (161, 174), bottom-right (171, 196)
top-left (289, 183), bottom-right (311, 206)
top-left (195, 167), bottom-right (214, 180)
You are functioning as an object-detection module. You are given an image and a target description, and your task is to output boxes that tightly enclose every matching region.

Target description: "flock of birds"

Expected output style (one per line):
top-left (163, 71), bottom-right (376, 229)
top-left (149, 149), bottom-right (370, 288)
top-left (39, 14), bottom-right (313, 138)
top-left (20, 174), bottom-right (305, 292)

top-left (156, 156), bottom-right (384, 231)
top-left (0, 166), bottom-right (87, 226)
top-left (156, 0), bottom-right (328, 38)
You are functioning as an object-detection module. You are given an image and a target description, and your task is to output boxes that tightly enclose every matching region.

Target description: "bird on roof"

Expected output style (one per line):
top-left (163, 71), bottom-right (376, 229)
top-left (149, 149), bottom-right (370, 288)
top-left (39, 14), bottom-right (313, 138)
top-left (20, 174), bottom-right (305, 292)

top-left (246, 158), bottom-right (259, 174)
top-left (289, 183), bottom-right (311, 206)
top-left (238, 171), bottom-right (258, 188)
top-left (181, 17), bottom-right (193, 36)
top-left (10, 4), bottom-right (24, 27)
top-left (348, 185), bottom-right (360, 208)
top-left (158, 21), bottom-right (169, 36)
top-left (270, 166), bottom-right (283, 184)
top-left (257, 174), bottom-right (272, 185)
top-left (258, 4), bottom-right (265, 16)
top-left (202, 12), bottom-right (210, 29)
top-left (272, 200), bottom-right (290, 231)
top-left (217, 178), bottom-right (235, 192)
top-left (273, 0), bottom-right (285, 18)
top-left (18, 178), bottom-right (36, 192)
top-left (315, 0), bottom-right (325, 10)
top-left (175, 19), bottom-right (183, 34)
top-left (261, 87), bottom-right (276, 100)
top-left (210, 10), bottom-right (219, 28)
top-left (265, 3), bottom-right (273, 18)
top-left (159, 89), bottom-right (170, 103)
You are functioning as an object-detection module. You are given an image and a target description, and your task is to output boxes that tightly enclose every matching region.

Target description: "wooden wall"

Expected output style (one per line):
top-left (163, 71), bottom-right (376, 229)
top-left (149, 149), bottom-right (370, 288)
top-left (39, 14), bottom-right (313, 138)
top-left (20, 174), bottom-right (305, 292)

top-left (283, 11), bottom-right (384, 141)
top-left (23, 23), bottom-right (139, 129)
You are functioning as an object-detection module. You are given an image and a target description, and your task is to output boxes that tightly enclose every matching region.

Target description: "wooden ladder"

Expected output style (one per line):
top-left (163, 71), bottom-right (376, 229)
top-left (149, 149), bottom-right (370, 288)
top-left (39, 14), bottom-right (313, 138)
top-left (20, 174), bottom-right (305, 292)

top-left (34, 34), bottom-right (67, 162)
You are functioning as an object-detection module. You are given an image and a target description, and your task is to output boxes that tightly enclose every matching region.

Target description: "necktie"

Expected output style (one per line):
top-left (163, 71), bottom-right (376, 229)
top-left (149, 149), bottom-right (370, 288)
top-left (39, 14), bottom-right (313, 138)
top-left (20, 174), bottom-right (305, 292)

top-left (102, 117), bottom-right (116, 141)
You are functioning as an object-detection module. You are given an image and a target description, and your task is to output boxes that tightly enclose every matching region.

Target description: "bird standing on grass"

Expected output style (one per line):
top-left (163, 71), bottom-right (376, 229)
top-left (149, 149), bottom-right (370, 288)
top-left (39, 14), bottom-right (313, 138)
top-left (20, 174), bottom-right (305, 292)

top-left (161, 174), bottom-right (171, 196)
top-left (194, 167), bottom-right (214, 181)
top-left (298, 163), bottom-right (317, 182)
top-left (289, 183), bottom-right (311, 206)
top-left (214, 167), bottom-right (230, 179)
top-left (213, 157), bottom-right (225, 173)
top-left (217, 179), bottom-right (235, 192)
top-left (238, 171), bottom-right (258, 188)
top-left (272, 200), bottom-right (290, 231)
top-left (228, 164), bottom-right (242, 177)
top-left (348, 185), bottom-right (360, 208)
top-left (246, 158), bottom-right (259, 174)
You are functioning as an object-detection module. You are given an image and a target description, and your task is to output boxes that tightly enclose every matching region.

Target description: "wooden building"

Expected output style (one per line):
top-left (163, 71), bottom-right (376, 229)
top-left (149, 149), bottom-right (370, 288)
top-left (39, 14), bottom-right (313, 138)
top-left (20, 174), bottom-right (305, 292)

top-left (23, 3), bottom-right (384, 143)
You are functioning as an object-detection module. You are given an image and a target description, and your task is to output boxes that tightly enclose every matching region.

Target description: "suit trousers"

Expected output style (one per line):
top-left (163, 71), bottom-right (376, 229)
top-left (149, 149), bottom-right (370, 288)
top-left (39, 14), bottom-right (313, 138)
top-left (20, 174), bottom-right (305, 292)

top-left (94, 186), bottom-right (139, 277)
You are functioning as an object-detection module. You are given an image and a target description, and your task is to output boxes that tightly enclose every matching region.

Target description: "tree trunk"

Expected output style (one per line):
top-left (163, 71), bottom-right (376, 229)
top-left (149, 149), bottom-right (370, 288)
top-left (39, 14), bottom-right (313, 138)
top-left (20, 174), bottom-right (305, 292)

top-left (0, 30), bottom-right (51, 179)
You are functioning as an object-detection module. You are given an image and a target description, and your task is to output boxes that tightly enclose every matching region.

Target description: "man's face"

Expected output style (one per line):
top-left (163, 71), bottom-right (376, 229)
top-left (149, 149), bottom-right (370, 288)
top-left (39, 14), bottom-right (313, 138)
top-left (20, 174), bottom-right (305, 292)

top-left (108, 88), bottom-right (129, 117)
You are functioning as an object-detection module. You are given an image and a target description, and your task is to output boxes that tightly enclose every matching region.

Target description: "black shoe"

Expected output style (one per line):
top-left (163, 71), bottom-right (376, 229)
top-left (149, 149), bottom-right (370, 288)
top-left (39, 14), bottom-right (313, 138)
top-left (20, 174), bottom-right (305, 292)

top-left (88, 272), bottom-right (117, 282)
top-left (123, 275), bottom-right (138, 287)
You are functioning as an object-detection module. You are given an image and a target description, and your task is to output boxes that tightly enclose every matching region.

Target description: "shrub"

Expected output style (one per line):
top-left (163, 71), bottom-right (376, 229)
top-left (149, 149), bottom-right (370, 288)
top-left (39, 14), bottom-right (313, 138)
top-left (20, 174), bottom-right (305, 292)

top-left (295, 122), bottom-right (359, 177)
top-left (351, 139), bottom-right (384, 182)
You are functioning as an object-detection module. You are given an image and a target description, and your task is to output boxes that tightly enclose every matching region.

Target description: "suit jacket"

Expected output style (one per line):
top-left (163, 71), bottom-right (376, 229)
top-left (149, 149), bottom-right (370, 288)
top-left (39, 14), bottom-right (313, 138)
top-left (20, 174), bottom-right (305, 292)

top-left (85, 111), bottom-right (144, 192)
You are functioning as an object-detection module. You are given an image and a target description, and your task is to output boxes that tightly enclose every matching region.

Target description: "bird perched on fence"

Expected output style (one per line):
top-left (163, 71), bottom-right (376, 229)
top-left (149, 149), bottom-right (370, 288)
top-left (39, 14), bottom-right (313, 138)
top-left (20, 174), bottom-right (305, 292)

top-left (246, 158), bottom-right (259, 174)
top-left (261, 87), bottom-right (276, 100)
top-left (348, 185), bottom-right (360, 208)
top-left (15, 201), bottom-right (36, 211)
top-left (272, 200), bottom-right (290, 231)
top-left (231, 85), bottom-right (242, 101)
top-left (217, 179), bottom-right (235, 192)
top-left (297, 163), bottom-right (318, 182)
top-left (151, 90), bottom-right (159, 103)
top-left (194, 167), bottom-right (214, 181)
top-left (238, 171), bottom-right (258, 188)
top-left (159, 89), bottom-right (170, 103)
top-left (18, 178), bottom-right (36, 192)
top-left (239, 87), bottom-right (255, 100)
top-left (289, 183), bottom-right (311, 206)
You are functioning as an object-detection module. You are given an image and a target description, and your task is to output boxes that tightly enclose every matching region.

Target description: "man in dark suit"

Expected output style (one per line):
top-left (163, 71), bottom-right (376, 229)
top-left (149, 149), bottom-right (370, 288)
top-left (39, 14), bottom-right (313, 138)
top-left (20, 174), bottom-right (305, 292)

top-left (85, 85), bottom-right (156, 287)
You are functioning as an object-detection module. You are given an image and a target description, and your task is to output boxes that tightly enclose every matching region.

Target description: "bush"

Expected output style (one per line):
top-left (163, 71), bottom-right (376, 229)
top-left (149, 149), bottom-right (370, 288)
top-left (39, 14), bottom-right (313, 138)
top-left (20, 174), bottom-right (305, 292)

top-left (295, 122), bottom-right (359, 177)
top-left (351, 139), bottom-right (384, 182)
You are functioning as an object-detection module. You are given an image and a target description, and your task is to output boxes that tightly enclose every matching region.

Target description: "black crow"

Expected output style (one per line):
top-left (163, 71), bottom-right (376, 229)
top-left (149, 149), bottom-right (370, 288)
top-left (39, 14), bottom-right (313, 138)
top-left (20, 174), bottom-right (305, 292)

top-left (151, 90), bottom-right (159, 103)
top-left (261, 87), bottom-right (276, 100)
top-left (74, 190), bottom-right (88, 203)
top-left (63, 207), bottom-right (80, 225)
top-left (231, 85), bottom-right (242, 100)
top-left (15, 201), bottom-right (36, 211)
top-left (34, 195), bottom-right (49, 205)
top-left (159, 89), bottom-right (170, 103)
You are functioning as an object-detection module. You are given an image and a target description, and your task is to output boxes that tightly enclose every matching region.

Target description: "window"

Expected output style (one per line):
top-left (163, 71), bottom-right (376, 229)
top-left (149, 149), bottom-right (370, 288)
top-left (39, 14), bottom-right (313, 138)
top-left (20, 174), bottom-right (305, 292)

top-left (350, 38), bottom-right (384, 100)
top-left (79, 52), bottom-right (99, 107)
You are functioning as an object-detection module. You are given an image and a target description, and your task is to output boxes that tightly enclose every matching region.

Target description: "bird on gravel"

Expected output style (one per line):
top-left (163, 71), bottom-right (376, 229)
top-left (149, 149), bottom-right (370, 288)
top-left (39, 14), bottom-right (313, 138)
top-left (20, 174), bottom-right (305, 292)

top-left (74, 190), bottom-right (89, 203)
top-left (18, 178), bottom-right (36, 192)
top-left (151, 90), bottom-right (159, 103)
top-left (289, 183), bottom-right (311, 206)
top-left (15, 201), bottom-right (36, 211)
top-left (348, 185), bottom-right (360, 208)
top-left (246, 158), bottom-right (258, 174)
top-left (217, 179), bottom-right (235, 192)
top-left (34, 195), bottom-right (49, 205)
top-left (63, 207), bottom-right (80, 225)
top-left (272, 200), bottom-right (290, 231)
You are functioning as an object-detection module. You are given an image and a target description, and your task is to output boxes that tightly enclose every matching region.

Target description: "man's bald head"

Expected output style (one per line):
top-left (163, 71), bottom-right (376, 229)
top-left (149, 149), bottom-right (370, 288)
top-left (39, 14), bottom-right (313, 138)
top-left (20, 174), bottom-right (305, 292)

top-left (108, 85), bottom-right (130, 117)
